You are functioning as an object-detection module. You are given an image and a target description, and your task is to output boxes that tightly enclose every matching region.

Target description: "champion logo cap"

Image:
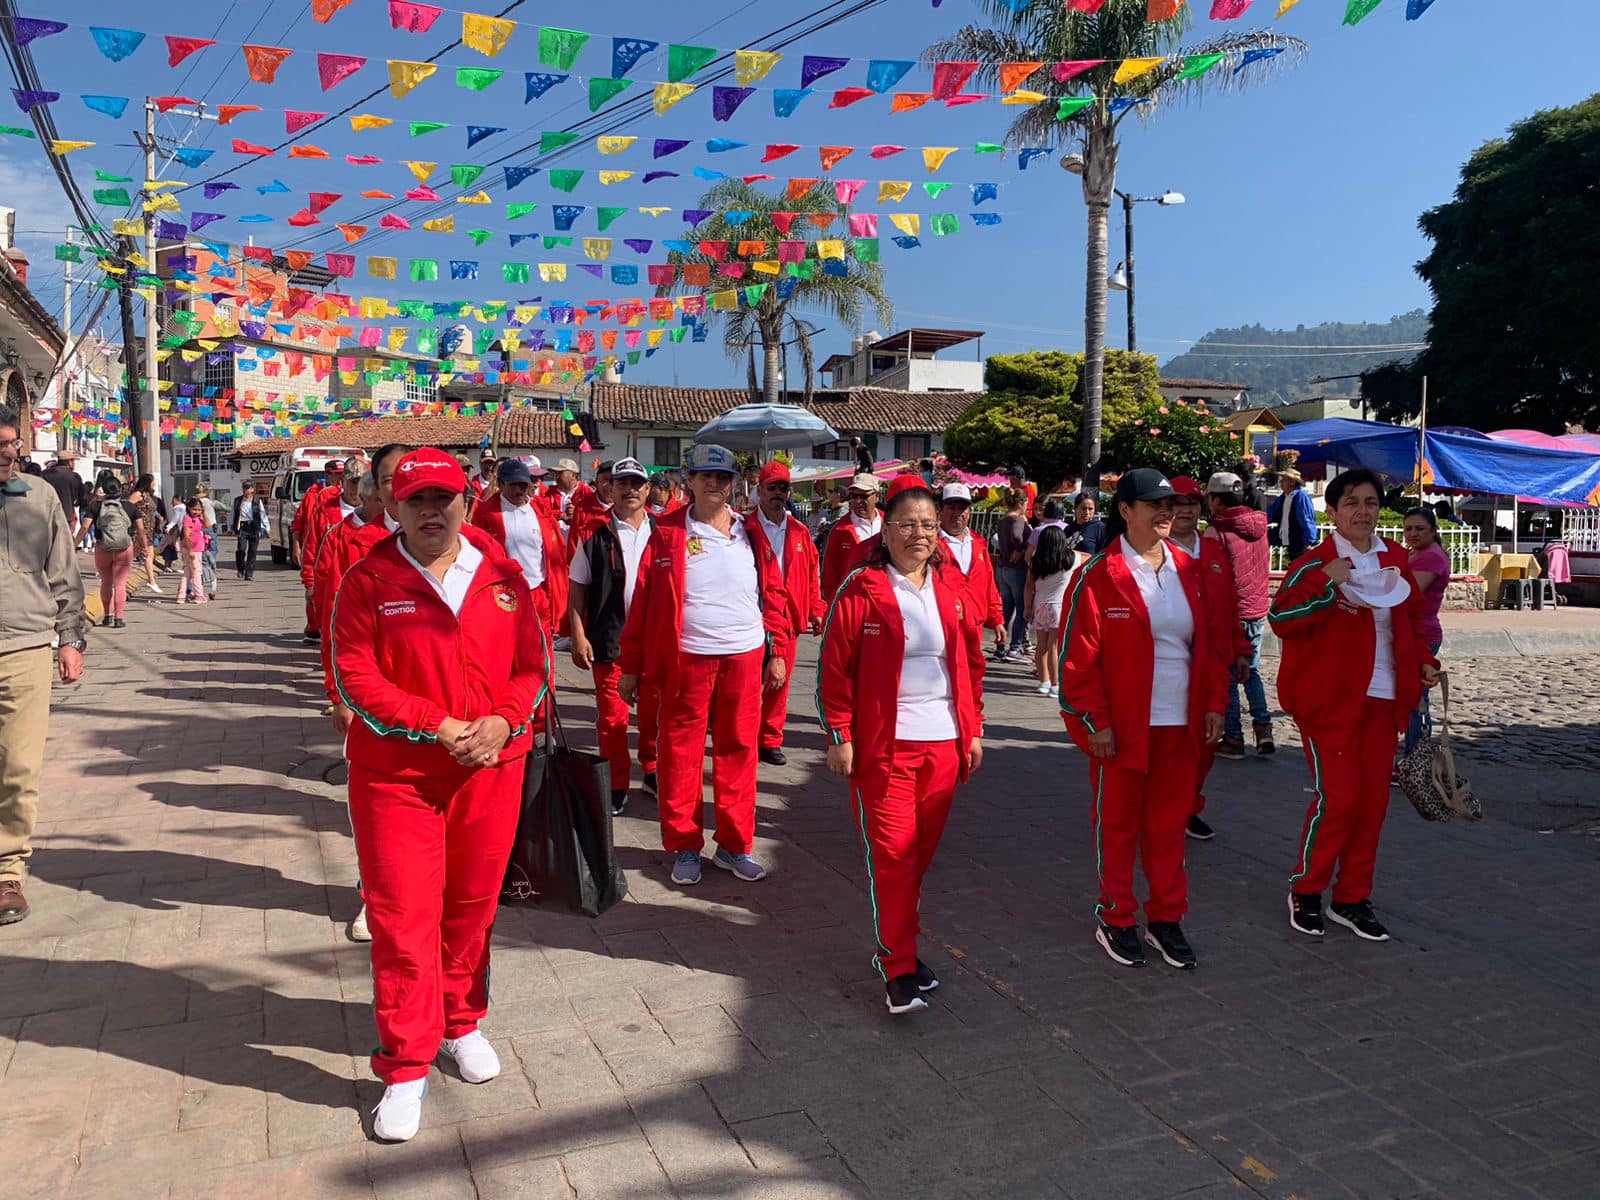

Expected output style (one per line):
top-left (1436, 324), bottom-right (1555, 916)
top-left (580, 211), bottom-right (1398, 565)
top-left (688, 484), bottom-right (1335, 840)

top-left (392, 447), bottom-right (468, 502)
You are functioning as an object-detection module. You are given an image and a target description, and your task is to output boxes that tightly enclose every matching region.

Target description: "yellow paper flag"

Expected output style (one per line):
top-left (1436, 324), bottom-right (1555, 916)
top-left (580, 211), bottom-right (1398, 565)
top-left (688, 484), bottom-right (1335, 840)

top-left (598, 171), bottom-right (634, 185)
top-left (1002, 90), bottom-right (1047, 105)
top-left (890, 214), bottom-right (921, 237)
top-left (405, 161), bottom-right (436, 184)
top-left (710, 290), bottom-right (738, 312)
top-left (752, 260), bottom-right (780, 275)
top-left (816, 240), bottom-right (845, 261)
top-left (877, 181), bottom-right (912, 204)
top-left (360, 297), bottom-right (389, 318)
top-left (652, 83), bottom-right (695, 115)
top-left (514, 305), bottom-right (538, 323)
top-left (647, 329), bottom-right (665, 347)
top-left (922, 147), bottom-right (956, 172)
top-left (461, 13), bottom-right (515, 57)
top-left (50, 140), bottom-right (92, 155)
top-left (387, 328), bottom-right (410, 351)
top-left (583, 238), bottom-right (612, 260)
top-left (735, 50), bottom-right (782, 86)
top-left (1278, 0), bottom-right (1303, 11)
top-left (1113, 57), bottom-right (1165, 84)
top-left (457, 190), bottom-right (492, 204)
top-left (422, 216), bottom-right (455, 232)
top-left (639, 206), bottom-right (670, 217)
top-left (351, 114), bottom-right (393, 132)
top-left (539, 263), bottom-right (567, 282)
top-left (368, 257), bottom-right (398, 279)
top-left (597, 136), bottom-right (637, 155)
top-left (111, 219), bottom-right (141, 236)
top-left (387, 60), bottom-right (438, 99)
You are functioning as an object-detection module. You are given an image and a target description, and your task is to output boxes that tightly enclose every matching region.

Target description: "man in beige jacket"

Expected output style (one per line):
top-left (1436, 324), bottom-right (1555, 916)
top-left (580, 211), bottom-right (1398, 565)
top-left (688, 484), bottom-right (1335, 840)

top-left (0, 405), bottom-right (86, 925)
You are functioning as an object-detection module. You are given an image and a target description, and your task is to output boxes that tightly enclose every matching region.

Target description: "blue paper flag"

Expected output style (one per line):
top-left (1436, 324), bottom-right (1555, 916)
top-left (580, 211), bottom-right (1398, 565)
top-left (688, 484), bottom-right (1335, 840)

top-left (663, 239), bottom-right (694, 253)
top-left (653, 139), bottom-right (691, 158)
top-left (203, 182), bottom-right (238, 199)
top-left (776, 278), bottom-right (798, 301)
top-left (970, 182), bottom-right (998, 206)
top-left (892, 236), bottom-right (921, 249)
top-left (641, 171), bottom-right (678, 184)
top-left (509, 233), bottom-right (535, 246)
top-left (823, 259), bottom-right (848, 276)
top-left (12, 18), bottom-right (67, 46)
top-left (623, 238), bottom-right (652, 254)
top-left (199, 241), bottom-right (229, 258)
top-left (466, 125), bottom-right (505, 148)
top-left (971, 213), bottom-right (1002, 226)
top-left (524, 73), bottom-right (569, 102)
top-left (682, 209), bottom-right (712, 224)
top-left (553, 205), bottom-right (585, 231)
top-left (257, 179), bottom-right (290, 194)
top-left (12, 89), bottom-right (58, 113)
top-left (81, 95), bottom-right (129, 119)
top-left (1406, 0), bottom-right (1437, 16)
top-left (1106, 97), bottom-right (1148, 113)
top-left (173, 147), bottom-right (214, 167)
top-left (611, 265), bottom-right (638, 284)
top-left (89, 27), bottom-right (145, 62)
top-left (577, 264), bottom-right (603, 279)
top-left (238, 215), bottom-right (271, 224)
top-left (711, 87), bottom-right (754, 122)
top-left (772, 89), bottom-right (813, 118)
top-left (705, 138), bottom-right (747, 153)
top-left (693, 167), bottom-right (727, 180)
top-left (865, 60), bottom-right (913, 94)
top-left (450, 261), bottom-right (480, 280)
top-left (190, 212), bottom-right (225, 230)
top-left (612, 37), bottom-right (658, 78)
top-left (1018, 147), bottom-right (1051, 170)
top-left (1233, 47), bottom-right (1284, 75)
top-left (800, 55), bottom-right (850, 88)
top-left (723, 211), bottom-right (754, 226)
top-left (504, 165), bottom-right (538, 189)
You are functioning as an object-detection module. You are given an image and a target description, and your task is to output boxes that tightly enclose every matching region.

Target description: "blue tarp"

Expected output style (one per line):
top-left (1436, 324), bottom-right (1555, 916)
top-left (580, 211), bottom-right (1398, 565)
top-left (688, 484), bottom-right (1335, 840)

top-left (1268, 418), bottom-right (1600, 506)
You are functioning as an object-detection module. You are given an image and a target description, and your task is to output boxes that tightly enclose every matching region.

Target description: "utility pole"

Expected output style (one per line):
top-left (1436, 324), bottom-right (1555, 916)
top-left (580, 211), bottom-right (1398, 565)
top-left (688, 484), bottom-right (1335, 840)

top-left (59, 225), bottom-right (72, 453)
top-left (1122, 191), bottom-right (1136, 354)
top-left (140, 99), bottom-right (162, 495)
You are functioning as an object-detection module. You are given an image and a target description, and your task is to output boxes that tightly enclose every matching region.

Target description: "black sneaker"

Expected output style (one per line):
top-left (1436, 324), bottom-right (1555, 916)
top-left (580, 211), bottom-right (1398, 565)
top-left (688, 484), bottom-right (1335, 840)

top-left (1288, 892), bottom-right (1325, 938)
top-left (112, 618), bottom-right (125, 629)
top-left (885, 974), bottom-right (928, 1015)
top-left (100, 615), bottom-right (113, 627)
top-left (610, 790), bottom-right (628, 816)
top-left (1144, 922), bottom-right (1198, 970)
top-left (1186, 815), bottom-right (1214, 841)
top-left (1095, 922), bottom-right (1146, 967)
top-left (642, 771), bottom-right (658, 796)
top-left (758, 746), bottom-right (787, 766)
top-left (913, 959), bottom-right (939, 992)
top-left (1329, 899), bottom-right (1390, 942)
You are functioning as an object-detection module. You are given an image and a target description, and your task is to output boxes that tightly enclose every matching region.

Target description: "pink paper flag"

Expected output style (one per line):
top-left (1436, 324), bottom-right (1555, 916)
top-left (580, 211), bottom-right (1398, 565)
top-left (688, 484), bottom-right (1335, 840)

top-left (931, 61), bottom-right (978, 99)
top-left (1210, 0), bottom-right (1254, 15)
top-left (285, 110), bottom-right (326, 135)
top-left (388, 0), bottom-right (444, 32)
top-left (380, 213), bottom-right (412, 229)
top-left (1052, 60), bottom-right (1105, 82)
top-left (870, 145), bottom-right (905, 159)
top-left (834, 179), bottom-right (866, 204)
top-left (317, 52), bottom-right (367, 91)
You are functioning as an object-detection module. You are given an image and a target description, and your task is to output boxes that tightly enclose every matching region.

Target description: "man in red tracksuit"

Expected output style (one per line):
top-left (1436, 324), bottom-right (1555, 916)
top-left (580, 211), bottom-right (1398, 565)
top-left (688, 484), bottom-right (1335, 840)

top-left (820, 473), bottom-right (882, 605)
top-left (301, 458), bottom-right (362, 641)
top-left (331, 447), bottom-right (549, 1143)
top-left (469, 458), bottom-right (570, 640)
top-left (749, 460), bottom-right (824, 767)
top-left (935, 482), bottom-right (1005, 654)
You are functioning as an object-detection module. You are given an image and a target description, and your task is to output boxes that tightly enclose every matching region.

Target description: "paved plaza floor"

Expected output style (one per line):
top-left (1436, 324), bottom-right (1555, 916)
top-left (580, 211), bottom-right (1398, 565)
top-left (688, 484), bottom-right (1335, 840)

top-left (4, 563), bottom-right (1599, 1199)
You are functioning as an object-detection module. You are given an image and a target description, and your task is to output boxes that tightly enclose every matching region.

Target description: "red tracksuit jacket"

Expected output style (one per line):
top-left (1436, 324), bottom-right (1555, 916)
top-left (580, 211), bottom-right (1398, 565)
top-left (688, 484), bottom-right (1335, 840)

top-left (469, 495), bottom-right (571, 624)
top-left (330, 526), bottom-right (550, 778)
top-left (1270, 538), bottom-right (1437, 750)
top-left (937, 533), bottom-right (1004, 632)
top-left (817, 562), bottom-right (985, 796)
top-left (1175, 534), bottom-right (1253, 660)
top-left (1059, 544), bottom-right (1232, 773)
top-left (821, 518), bottom-right (876, 606)
top-left (616, 507), bottom-right (792, 690)
top-left (300, 489), bottom-right (348, 588)
top-left (316, 516), bottom-right (391, 703)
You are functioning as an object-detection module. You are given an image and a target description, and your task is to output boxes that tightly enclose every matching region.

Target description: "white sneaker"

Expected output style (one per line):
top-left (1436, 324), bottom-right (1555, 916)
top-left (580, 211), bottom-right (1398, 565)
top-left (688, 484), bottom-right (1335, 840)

top-left (350, 904), bottom-right (371, 942)
top-left (553, 636), bottom-right (572, 651)
top-left (439, 1029), bottom-right (500, 1083)
top-left (1036, 682), bottom-right (1052, 695)
top-left (147, 581), bottom-right (163, 594)
top-left (372, 1077), bottom-right (428, 1141)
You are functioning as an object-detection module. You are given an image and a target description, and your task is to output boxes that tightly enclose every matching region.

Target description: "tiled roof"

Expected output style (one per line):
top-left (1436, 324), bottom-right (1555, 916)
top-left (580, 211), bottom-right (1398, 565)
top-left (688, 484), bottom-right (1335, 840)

top-left (590, 384), bottom-right (980, 436)
top-left (234, 410), bottom-right (576, 457)
top-left (1159, 378), bottom-right (1250, 391)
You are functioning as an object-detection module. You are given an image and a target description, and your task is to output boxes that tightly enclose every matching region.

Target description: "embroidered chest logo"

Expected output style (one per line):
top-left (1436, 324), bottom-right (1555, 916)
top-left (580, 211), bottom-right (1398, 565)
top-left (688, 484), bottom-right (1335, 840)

top-left (494, 588), bottom-right (518, 612)
top-left (379, 600), bottom-right (416, 617)
top-left (686, 536), bottom-right (706, 557)
top-left (1106, 606), bottom-right (1133, 620)
top-left (862, 620), bottom-right (883, 637)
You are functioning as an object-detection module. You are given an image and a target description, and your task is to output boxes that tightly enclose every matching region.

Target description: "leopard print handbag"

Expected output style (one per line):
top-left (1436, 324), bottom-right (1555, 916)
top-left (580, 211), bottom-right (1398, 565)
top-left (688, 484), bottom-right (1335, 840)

top-left (1398, 672), bottom-right (1481, 823)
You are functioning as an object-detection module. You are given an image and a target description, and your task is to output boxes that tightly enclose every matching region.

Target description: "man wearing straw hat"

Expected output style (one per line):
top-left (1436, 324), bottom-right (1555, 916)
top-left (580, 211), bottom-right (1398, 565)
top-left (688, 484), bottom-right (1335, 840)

top-left (1269, 467), bottom-right (1319, 562)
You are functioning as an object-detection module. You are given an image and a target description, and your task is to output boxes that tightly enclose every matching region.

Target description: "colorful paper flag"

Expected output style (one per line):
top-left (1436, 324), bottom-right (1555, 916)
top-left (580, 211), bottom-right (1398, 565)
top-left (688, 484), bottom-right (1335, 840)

top-left (735, 50), bottom-right (782, 86)
top-left (462, 13), bottom-right (515, 56)
top-left (387, 60), bottom-right (437, 98)
top-left (165, 35), bottom-right (215, 66)
top-left (318, 53), bottom-right (366, 90)
top-left (243, 45), bottom-right (293, 83)
top-left (538, 27), bottom-right (589, 71)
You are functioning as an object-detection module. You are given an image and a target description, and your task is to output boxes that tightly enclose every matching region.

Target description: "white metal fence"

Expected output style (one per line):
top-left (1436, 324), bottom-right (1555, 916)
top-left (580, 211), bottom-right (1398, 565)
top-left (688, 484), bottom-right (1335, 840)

top-left (1562, 509), bottom-right (1600, 552)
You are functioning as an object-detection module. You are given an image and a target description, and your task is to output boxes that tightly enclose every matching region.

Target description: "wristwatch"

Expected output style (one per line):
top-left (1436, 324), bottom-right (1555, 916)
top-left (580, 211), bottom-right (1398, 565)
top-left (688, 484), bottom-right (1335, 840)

top-left (60, 639), bottom-right (87, 652)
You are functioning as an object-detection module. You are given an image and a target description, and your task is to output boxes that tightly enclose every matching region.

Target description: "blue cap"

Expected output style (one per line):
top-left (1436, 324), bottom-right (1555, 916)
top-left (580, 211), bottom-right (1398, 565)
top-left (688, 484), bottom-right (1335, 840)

top-left (685, 443), bottom-right (738, 474)
top-left (496, 458), bottom-right (532, 484)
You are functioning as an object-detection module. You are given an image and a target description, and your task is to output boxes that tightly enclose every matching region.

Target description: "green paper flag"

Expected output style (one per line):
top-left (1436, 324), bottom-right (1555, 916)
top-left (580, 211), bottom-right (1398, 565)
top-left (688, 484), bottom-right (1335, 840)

top-left (502, 262), bottom-right (529, 283)
top-left (364, 372), bottom-right (381, 386)
top-left (744, 284), bottom-right (768, 306)
top-left (974, 142), bottom-right (1004, 154)
top-left (94, 169), bottom-right (133, 182)
top-left (1056, 96), bottom-right (1095, 120)
top-left (667, 44), bottom-right (718, 83)
top-left (853, 237), bottom-right (879, 263)
top-left (540, 130), bottom-right (579, 153)
top-left (450, 163), bottom-right (485, 188)
top-left (0, 126), bottom-right (37, 138)
top-left (506, 203), bottom-right (539, 220)
top-left (92, 187), bottom-right (130, 206)
top-left (560, 408), bottom-right (574, 421)
top-left (544, 235), bottom-right (573, 249)
top-left (538, 27), bottom-right (590, 72)
top-left (931, 213), bottom-right (959, 237)
top-left (456, 67), bottom-right (503, 91)
top-left (410, 121), bottom-right (448, 136)
top-left (1174, 53), bottom-right (1226, 80)
top-left (549, 169), bottom-right (583, 193)
top-left (596, 206), bottom-right (627, 231)
top-left (410, 259), bottom-right (439, 282)
top-left (54, 244), bottom-right (82, 263)
top-left (669, 327), bottom-right (687, 344)
top-left (1343, 0), bottom-right (1384, 22)
top-left (465, 229), bottom-right (492, 246)
top-left (588, 77), bottom-right (632, 112)
top-left (923, 182), bottom-right (951, 198)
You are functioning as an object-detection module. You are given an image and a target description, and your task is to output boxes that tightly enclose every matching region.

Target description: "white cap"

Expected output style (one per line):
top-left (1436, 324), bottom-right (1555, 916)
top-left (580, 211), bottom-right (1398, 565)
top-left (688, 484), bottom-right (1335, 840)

top-left (553, 457), bottom-right (580, 474)
top-left (1206, 471), bottom-right (1243, 495)
top-left (848, 473), bottom-right (880, 494)
top-left (941, 482), bottom-right (973, 503)
top-left (524, 455), bottom-right (546, 477)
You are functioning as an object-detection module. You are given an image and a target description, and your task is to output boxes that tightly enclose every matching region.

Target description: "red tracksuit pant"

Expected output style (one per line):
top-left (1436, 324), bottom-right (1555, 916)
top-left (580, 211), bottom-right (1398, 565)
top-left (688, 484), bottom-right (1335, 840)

top-left (1291, 696), bottom-right (1397, 904)
top-left (758, 639), bottom-right (799, 750)
top-left (657, 648), bottom-right (762, 855)
top-left (852, 740), bottom-right (961, 980)
top-left (1091, 726), bottom-right (1198, 927)
top-left (593, 660), bottom-right (658, 789)
top-left (1194, 741), bottom-right (1216, 817)
top-left (348, 759), bottom-right (525, 1085)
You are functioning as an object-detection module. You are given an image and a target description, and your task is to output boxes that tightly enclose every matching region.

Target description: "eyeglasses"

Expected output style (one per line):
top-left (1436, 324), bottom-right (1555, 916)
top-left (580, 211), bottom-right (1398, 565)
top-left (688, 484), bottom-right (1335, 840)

top-left (764, 483), bottom-right (792, 494)
top-left (890, 520), bottom-right (939, 536)
top-left (0, 438), bottom-right (21, 453)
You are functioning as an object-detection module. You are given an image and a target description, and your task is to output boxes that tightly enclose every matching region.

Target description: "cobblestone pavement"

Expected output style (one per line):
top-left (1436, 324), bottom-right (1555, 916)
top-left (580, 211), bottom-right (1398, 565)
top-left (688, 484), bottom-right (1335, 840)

top-left (4, 564), bottom-right (1599, 1199)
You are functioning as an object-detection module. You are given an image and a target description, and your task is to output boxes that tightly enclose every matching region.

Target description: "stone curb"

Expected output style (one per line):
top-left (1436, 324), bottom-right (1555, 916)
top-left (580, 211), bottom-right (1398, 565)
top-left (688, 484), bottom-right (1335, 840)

top-left (1259, 626), bottom-right (1600, 658)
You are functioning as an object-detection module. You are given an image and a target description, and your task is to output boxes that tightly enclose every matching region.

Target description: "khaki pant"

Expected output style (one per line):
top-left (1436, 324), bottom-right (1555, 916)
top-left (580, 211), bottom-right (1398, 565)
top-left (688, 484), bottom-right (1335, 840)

top-left (0, 646), bottom-right (53, 882)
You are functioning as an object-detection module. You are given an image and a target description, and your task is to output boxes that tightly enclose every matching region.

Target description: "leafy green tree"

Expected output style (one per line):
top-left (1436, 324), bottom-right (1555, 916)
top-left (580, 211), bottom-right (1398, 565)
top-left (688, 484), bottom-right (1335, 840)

top-left (928, 3), bottom-right (1302, 485)
top-left (1364, 94), bottom-right (1600, 431)
top-left (656, 179), bottom-right (892, 405)
top-left (1103, 395), bottom-right (1235, 479)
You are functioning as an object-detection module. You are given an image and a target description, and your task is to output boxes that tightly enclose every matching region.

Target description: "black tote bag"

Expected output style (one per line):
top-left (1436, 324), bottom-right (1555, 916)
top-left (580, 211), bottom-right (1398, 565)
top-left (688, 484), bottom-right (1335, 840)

top-left (500, 698), bottom-right (628, 918)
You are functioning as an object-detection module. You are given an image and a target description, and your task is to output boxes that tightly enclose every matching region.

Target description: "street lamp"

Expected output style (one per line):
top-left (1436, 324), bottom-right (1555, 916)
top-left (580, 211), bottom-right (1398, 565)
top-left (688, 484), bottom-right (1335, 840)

top-left (1113, 188), bottom-right (1185, 354)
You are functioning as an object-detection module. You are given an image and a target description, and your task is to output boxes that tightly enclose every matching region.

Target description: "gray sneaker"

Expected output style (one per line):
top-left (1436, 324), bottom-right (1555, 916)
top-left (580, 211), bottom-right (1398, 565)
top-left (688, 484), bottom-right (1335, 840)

top-left (671, 850), bottom-right (702, 886)
top-left (712, 847), bottom-right (767, 882)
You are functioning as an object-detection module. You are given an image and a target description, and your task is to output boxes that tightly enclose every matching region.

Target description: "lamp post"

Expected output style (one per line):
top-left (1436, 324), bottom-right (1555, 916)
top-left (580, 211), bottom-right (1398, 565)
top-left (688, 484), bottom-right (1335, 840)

top-left (1109, 189), bottom-right (1185, 354)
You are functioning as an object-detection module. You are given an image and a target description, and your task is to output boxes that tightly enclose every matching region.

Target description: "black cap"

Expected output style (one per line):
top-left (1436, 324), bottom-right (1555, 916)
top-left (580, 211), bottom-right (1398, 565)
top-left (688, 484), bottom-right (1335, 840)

top-left (1115, 468), bottom-right (1177, 505)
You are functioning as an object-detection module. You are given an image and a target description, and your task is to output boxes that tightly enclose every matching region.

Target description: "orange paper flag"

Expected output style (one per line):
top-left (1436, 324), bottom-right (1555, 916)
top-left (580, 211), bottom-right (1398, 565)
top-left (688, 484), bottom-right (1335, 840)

top-left (890, 93), bottom-right (931, 113)
top-left (242, 45), bottom-right (293, 83)
top-left (818, 145), bottom-right (853, 171)
top-left (217, 105), bottom-right (261, 125)
top-left (289, 145), bottom-right (330, 159)
top-left (312, 0), bottom-right (354, 20)
top-left (336, 224), bottom-right (368, 242)
top-left (283, 250), bottom-right (314, 271)
top-left (999, 62), bottom-right (1044, 93)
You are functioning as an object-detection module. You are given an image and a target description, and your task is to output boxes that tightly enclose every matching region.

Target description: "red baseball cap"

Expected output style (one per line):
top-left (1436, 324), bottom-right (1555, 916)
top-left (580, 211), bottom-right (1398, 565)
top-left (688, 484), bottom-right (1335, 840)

top-left (758, 460), bottom-right (791, 486)
top-left (392, 447), bottom-right (467, 502)
top-left (1169, 475), bottom-right (1204, 498)
top-left (886, 473), bottom-right (933, 503)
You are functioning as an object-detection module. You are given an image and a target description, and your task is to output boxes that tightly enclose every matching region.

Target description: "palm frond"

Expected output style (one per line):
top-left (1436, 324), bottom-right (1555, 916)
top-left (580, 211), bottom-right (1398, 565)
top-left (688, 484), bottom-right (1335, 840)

top-left (792, 320), bottom-right (817, 406)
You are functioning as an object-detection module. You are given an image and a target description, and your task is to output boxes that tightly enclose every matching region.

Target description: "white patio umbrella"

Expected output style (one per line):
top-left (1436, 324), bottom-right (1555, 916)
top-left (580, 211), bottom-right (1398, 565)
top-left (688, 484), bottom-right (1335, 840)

top-left (693, 403), bottom-right (840, 455)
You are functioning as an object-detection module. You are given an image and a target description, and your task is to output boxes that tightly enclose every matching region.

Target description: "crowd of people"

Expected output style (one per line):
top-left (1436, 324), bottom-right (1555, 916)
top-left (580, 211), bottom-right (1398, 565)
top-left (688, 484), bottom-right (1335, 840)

top-left (0, 395), bottom-right (1453, 1142)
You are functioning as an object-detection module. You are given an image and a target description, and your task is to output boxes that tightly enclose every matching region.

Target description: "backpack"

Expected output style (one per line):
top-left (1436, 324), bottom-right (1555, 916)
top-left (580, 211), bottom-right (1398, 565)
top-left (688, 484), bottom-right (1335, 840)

top-left (96, 501), bottom-right (132, 552)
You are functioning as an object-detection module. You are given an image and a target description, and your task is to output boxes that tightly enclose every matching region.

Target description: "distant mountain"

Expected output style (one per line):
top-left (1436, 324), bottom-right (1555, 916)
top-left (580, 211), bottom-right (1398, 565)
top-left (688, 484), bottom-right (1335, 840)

top-left (1160, 310), bottom-right (1428, 405)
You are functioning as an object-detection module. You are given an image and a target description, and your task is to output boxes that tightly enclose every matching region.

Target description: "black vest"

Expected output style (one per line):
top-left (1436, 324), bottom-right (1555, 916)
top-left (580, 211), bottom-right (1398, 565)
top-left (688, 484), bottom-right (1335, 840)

top-left (580, 521), bottom-right (634, 663)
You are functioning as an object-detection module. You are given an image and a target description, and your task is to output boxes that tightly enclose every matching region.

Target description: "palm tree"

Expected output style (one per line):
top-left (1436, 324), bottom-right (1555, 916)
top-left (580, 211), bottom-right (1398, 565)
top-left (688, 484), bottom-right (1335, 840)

top-left (657, 178), bottom-right (892, 405)
top-left (928, 2), bottom-right (1304, 486)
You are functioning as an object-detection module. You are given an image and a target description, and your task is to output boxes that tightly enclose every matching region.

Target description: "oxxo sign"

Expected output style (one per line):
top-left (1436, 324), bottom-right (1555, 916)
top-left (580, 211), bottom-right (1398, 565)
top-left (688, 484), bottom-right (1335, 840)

top-left (246, 454), bottom-right (280, 475)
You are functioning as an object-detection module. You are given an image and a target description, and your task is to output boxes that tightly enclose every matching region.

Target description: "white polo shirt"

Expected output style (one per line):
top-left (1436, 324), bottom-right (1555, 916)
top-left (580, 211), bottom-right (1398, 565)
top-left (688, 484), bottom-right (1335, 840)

top-left (1332, 530), bottom-right (1396, 700)
top-left (888, 565), bottom-right (959, 741)
top-left (756, 508), bottom-right (789, 567)
top-left (850, 512), bottom-right (883, 541)
top-left (399, 534), bottom-right (483, 618)
top-left (939, 528), bottom-right (974, 574)
top-left (569, 514), bottom-right (652, 614)
top-left (499, 497), bottom-right (546, 590)
top-left (1121, 536), bottom-right (1194, 727)
top-left (680, 512), bottom-right (765, 657)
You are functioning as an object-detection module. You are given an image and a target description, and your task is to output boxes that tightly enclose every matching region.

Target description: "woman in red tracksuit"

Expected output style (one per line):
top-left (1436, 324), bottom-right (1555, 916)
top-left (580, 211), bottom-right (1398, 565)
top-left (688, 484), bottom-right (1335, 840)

top-left (1059, 469), bottom-right (1228, 971)
top-left (468, 460), bottom-right (571, 639)
top-left (331, 447), bottom-right (549, 1144)
top-left (818, 480), bottom-right (986, 1016)
top-left (616, 443), bottom-right (791, 887)
top-left (1271, 466), bottom-right (1438, 944)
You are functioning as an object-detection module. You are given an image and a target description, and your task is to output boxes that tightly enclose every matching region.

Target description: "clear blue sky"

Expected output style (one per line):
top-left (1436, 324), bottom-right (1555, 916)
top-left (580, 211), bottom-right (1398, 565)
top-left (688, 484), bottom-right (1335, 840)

top-left (6, 0), bottom-right (1598, 386)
